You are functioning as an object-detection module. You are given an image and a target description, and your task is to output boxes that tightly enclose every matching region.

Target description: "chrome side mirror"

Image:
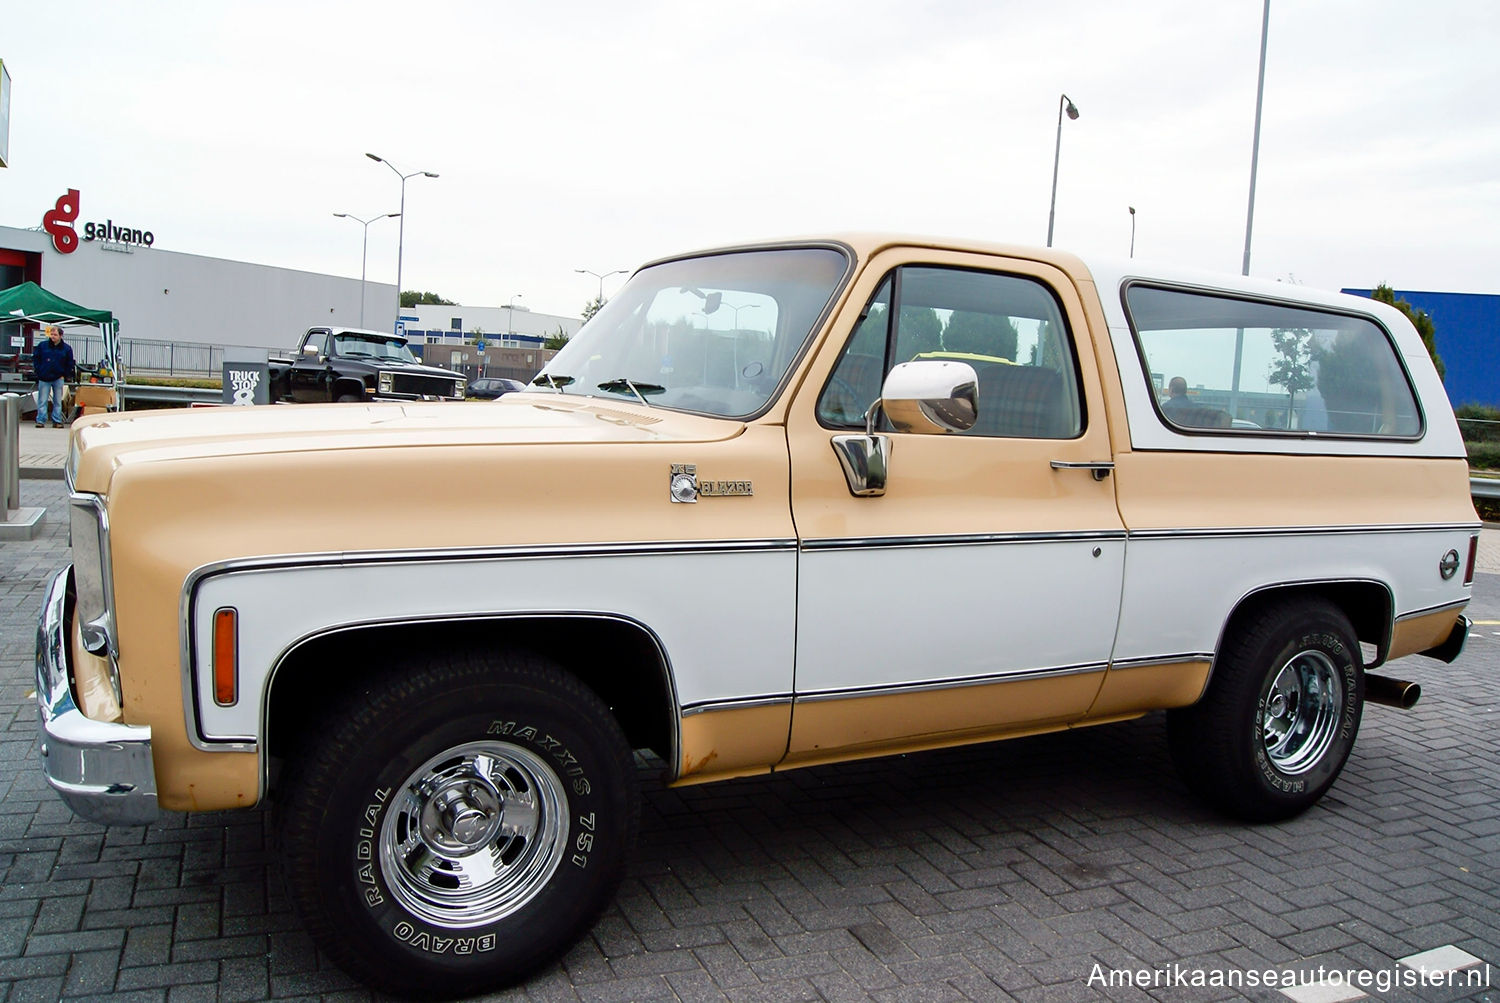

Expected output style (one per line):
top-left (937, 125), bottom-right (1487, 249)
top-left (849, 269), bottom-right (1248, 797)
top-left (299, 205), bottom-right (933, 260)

top-left (831, 411), bottom-right (892, 497)
top-left (881, 360), bottom-right (978, 434)
top-left (830, 360), bottom-right (979, 497)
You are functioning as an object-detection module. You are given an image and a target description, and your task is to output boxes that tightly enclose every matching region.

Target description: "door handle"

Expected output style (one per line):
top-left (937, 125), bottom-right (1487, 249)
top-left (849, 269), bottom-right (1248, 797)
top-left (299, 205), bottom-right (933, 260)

top-left (1050, 460), bottom-right (1114, 481)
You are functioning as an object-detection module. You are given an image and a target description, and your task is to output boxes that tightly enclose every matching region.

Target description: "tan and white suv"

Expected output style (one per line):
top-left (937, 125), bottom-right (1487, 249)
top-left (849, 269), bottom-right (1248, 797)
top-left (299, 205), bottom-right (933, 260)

top-left (37, 234), bottom-right (1476, 997)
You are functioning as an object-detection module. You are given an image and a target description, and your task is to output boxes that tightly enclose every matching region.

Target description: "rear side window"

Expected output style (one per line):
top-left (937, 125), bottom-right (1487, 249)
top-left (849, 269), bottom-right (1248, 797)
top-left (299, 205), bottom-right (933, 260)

top-left (1124, 285), bottom-right (1422, 437)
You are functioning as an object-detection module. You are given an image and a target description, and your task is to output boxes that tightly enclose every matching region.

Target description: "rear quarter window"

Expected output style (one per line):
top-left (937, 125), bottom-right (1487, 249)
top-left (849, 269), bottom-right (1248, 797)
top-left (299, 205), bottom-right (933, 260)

top-left (1123, 284), bottom-right (1422, 438)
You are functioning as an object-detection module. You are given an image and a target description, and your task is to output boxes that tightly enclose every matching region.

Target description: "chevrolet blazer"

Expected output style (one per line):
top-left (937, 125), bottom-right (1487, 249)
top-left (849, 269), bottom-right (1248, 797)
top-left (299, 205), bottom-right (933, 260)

top-left (36, 234), bottom-right (1476, 997)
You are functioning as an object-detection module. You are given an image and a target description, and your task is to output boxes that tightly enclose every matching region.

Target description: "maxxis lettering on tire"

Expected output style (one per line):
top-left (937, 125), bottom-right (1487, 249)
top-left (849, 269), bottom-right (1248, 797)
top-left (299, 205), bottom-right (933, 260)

top-left (1166, 598), bottom-right (1365, 822)
top-left (278, 653), bottom-right (638, 998)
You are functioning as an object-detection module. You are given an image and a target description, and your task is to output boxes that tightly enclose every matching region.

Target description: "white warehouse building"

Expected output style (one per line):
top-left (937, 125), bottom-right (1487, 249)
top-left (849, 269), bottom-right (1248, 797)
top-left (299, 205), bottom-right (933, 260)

top-left (0, 223), bottom-right (395, 355)
top-left (2, 188), bottom-right (582, 367)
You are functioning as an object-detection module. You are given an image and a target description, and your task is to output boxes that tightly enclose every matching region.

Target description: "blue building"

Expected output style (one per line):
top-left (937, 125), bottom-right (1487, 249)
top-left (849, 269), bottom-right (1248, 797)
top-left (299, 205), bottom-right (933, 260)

top-left (1342, 288), bottom-right (1500, 408)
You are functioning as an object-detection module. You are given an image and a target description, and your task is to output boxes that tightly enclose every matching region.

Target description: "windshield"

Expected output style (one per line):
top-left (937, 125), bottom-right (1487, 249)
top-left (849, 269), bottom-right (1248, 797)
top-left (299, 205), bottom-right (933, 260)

top-left (334, 333), bottom-right (417, 363)
top-left (535, 247), bottom-right (849, 417)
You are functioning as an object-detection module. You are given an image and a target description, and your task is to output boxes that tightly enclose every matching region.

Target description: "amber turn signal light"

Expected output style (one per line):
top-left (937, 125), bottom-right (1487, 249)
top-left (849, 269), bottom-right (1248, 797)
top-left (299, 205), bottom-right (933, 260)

top-left (213, 608), bottom-right (238, 706)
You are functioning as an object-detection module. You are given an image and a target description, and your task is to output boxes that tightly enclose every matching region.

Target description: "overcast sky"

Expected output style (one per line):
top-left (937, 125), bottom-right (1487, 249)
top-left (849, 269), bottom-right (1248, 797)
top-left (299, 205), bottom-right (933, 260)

top-left (4, 1), bottom-right (1497, 321)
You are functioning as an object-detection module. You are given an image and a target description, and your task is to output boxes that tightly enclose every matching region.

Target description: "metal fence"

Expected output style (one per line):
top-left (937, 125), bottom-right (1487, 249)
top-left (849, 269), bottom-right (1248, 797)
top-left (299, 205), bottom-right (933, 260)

top-left (62, 335), bottom-right (546, 384)
top-left (66, 333), bottom-right (236, 379)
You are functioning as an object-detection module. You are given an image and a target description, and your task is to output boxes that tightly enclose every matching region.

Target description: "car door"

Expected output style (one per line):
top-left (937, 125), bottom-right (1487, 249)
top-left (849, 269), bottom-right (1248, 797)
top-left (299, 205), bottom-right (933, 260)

top-left (290, 331), bottom-right (329, 402)
top-left (784, 248), bottom-right (1125, 767)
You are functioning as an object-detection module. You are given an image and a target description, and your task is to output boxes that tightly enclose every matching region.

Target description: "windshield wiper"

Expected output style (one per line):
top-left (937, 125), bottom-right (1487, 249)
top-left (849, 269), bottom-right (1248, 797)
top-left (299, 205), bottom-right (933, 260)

top-left (596, 378), bottom-right (664, 407)
top-left (533, 373), bottom-right (575, 392)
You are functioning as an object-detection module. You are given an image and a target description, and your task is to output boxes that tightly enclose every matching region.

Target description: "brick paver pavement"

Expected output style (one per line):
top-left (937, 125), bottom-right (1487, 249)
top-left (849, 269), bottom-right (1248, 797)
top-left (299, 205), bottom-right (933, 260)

top-left (3, 477), bottom-right (1498, 1001)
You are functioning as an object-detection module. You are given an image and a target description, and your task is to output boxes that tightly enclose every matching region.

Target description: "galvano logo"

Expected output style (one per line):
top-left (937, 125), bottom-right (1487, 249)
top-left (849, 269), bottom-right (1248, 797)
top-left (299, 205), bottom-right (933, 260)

top-left (42, 189), bottom-right (155, 254)
top-left (42, 189), bottom-right (79, 253)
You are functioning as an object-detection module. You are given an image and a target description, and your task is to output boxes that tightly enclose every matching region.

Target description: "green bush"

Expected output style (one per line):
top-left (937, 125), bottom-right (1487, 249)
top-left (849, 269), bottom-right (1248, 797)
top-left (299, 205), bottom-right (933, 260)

top-left (1465, 442), bottom-right (1500, 470)
top-left (1457, 403), bottom-right (1500, 445)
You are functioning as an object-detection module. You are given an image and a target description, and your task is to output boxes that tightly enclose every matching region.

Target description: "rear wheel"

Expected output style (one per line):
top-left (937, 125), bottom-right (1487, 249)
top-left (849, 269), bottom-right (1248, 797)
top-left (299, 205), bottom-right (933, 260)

top-left (1168, 597), bottom-right (1364, 821)
top-left (278, 652), bottom-right (638, 998)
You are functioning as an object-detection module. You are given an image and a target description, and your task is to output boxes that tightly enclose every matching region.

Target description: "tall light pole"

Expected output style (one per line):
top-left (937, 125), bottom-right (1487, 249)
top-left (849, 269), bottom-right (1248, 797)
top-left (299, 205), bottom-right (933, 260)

top-left (333, 211), bottom-right (399, 328)
top-left (723, 301), bottom-right (760, 332)
top-left (1046, 93), bottom-right (1080, 248)
top-left (1128, 206), bottom-right (1136, 258)
top-left (366, 153), bottom-right (439, 335)
top-left (506, 295), bottom-right (523, 339)
top-left (1242, 0), bottom-right (1270, 275)
top-left (575, 268), bottom-right (627, 305)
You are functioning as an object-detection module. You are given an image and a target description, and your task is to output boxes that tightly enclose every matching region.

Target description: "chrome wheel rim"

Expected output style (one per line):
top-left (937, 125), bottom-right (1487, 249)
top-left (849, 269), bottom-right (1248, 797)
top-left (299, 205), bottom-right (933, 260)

top-left (379, 741), bottom-right (569, 928)
top-left (1261, 650), bottom-right (1344, 775)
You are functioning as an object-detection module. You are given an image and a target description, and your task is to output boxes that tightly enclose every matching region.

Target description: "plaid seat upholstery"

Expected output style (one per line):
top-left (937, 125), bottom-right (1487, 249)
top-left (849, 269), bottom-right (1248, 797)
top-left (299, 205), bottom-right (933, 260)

top-left (970, 364), bottom-right (1068, 438)
top-left (1165, 405), bottom-right (1231, 429)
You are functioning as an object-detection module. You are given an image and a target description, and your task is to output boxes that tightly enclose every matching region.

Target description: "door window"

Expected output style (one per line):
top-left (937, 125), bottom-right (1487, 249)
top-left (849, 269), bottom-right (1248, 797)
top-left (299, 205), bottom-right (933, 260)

top-left (818, 266), bottom-right (1084, 438)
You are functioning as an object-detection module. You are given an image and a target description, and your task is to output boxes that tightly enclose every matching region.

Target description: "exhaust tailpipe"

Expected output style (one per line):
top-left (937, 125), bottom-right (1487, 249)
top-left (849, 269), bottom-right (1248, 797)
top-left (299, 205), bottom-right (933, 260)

top-left (1366, 674), bottom-right (1421, 710)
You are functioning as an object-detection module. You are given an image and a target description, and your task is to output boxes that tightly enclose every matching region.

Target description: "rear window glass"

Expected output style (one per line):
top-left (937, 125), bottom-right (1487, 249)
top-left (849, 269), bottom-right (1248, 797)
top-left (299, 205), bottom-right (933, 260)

top-left (1124, 285), bottom-right (1421, 437)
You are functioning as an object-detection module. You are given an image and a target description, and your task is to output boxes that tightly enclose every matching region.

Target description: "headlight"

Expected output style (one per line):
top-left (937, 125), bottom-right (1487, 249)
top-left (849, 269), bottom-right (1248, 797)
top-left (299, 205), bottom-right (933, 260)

top-left (453, 380), bottom-right (466, 399)
top-left (379, 372), bottom-right (393, 394)
top-left (69, 493), bottom-right (115, 658)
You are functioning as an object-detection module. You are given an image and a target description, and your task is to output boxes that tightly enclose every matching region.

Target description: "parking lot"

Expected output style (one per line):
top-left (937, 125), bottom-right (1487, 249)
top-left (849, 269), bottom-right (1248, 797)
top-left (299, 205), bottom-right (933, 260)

top-left (2, 474), bottom-right (1498, 1002)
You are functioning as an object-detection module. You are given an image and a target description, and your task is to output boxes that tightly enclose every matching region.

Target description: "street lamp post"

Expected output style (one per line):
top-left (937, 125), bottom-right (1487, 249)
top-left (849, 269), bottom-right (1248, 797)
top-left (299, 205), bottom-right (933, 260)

top-left (1046, 93), bottom-right (1080, 248)
top-left (723, 301), bottom-right (760, 332)
top-left (366, 153), bottom-right (439, 335)
top-left (1242, 0), bottom-right (1270, 276)
top-left (333, 211), bottom-right (399, 328)
top-left (1128, 206), bottom-right (1136, 258)
top-left (574, 268), bottom-right (627, 305)
top-left (506, 295), bottom-right (523, 340)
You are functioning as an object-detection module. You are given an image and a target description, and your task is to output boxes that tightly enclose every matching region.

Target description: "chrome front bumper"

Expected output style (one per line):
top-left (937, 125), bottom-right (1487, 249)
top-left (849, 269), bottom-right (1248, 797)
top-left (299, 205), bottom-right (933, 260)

top-left (35, 567), bottom-right (159, 825)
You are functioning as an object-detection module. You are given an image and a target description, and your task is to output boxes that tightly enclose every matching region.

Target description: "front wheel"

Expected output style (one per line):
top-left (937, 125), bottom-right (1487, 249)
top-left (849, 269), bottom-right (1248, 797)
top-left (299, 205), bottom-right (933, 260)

top-left (1168, 597), bottom-right (1364, 821)
top-left (278, 652), bottom-right (638, 998)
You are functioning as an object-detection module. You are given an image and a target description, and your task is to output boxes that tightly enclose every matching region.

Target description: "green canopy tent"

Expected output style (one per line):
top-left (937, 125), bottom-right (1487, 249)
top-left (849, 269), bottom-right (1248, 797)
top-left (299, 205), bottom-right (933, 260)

top-left (0, 282), bottom-right (121, 407)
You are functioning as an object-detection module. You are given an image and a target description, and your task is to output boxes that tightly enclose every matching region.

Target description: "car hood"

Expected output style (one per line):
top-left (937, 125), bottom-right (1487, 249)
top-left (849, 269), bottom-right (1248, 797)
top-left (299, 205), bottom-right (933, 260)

top-left (69, 393), bottom-right (746, 493)
top-left (366, 358), bottom-right (464, 379)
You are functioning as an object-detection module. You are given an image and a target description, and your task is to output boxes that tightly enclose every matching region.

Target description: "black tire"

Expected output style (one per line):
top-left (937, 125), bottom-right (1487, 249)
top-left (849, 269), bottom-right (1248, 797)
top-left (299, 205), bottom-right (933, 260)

top-left (278, 652), bottom-right (638, 999)
top-left (335, 392), bottom-right (363, 403)
top-left (1167, 597), bottom-right (1364, 822)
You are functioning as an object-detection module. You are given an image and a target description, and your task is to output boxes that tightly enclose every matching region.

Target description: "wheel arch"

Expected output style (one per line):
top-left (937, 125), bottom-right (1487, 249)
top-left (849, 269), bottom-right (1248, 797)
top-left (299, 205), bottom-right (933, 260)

top-left (331, 376), bottom-right (367, 400)
top-left (263, 612), bottom-right (679, 792)
top-left (1211, 578), bottom-right (1393, 681)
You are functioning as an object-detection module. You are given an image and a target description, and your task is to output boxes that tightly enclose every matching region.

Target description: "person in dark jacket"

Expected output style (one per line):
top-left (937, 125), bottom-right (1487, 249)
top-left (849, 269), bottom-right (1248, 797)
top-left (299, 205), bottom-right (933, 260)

top-left (32, 326), bottom-right (76, 428)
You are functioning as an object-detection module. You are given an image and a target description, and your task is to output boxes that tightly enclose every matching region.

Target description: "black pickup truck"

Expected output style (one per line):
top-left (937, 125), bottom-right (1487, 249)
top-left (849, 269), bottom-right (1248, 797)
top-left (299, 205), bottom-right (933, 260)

top-left (267, 327), bottom-right (466, 403)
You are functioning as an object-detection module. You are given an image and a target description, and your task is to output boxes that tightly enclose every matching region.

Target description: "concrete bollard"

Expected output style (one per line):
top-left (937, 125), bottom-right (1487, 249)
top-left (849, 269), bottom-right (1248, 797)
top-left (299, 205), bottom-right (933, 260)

top-left (1, 393), bottom-right (19, 517)
top-left (0, 393), bottom-right (46, 539)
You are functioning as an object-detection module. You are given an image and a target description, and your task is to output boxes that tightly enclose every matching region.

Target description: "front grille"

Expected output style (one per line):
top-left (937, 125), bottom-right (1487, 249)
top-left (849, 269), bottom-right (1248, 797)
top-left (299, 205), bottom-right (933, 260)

top-left (389, 373), bottom-right (459, 398)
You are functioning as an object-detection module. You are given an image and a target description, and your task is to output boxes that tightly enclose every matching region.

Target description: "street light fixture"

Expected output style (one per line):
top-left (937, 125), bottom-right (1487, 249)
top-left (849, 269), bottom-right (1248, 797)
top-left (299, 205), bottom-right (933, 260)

top-left (574, 268), bottom-right (627, 304)
top-left (722, 301), bottom-right (761, 332)
top-left (1046, 93), bottom-right (1080, 248)
top-left (1128, 206), bottom-right (1136, 258)
top-left (333, 211), bottom-right (399, 328)
top-left (366, 152), bottom-right (439, 335)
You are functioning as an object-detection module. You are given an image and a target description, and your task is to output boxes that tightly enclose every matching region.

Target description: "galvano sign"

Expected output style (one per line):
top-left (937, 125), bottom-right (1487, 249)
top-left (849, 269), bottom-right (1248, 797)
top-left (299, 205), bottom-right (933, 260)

top-left (42, 188), bottom-right (155, 254)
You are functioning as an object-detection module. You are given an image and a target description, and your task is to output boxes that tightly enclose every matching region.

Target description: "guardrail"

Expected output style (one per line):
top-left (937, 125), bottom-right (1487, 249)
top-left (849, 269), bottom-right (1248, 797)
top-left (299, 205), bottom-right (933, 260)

top-left (119, 384), bottom-right (221, 406)
top-left (1472, 476), bottom-right (1500, 500)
